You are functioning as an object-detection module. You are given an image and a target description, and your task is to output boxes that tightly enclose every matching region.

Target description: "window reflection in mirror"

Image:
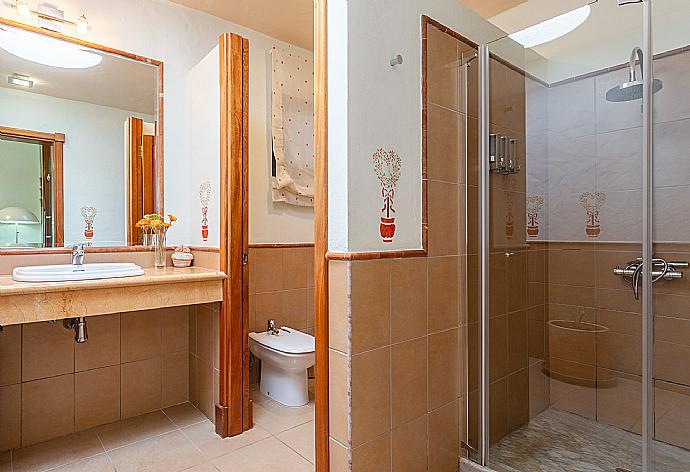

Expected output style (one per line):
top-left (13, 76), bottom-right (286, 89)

top-left (0, 23), bottom-right (161, 249)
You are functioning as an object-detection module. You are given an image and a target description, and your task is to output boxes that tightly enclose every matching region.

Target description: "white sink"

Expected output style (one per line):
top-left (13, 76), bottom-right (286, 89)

top-left (12, 263), bottom-right (145, 282)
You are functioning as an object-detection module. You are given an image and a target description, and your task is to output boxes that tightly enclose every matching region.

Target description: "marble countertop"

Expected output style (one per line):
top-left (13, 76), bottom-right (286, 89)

top-left (0, 266), bottom-right (226, 297)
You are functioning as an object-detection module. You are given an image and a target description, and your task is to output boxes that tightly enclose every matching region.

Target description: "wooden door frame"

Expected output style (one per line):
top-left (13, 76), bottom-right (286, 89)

top-left (0, 126), bottom-right (65, 247)
top-left (217, 32), bottom-right (251, 438)
top-left (314, 0), bottom-right (330, 470)
top-left (216, 4), bottom-right (330, 467)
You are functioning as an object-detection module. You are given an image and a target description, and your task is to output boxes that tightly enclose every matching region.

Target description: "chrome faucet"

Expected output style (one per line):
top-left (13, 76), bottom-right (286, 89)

top-left (267, 319), bottom-right (280, 335)
top-left (71, 243), bottom-right (89, 267)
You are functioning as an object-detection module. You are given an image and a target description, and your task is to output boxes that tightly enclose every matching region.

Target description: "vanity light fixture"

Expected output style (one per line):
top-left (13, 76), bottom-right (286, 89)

top-left (76, 15), bottom-right (88, 35)
top-left (0, 28), bottom-right (102, 69)
top-left (15, 0), bottom-right (31, 19)
top-left (11, 1), bottom-right (90, 36)
top-left (508, 5), bottom-right (591, 49)
top-left (7, 73), bottom-right (33, 87)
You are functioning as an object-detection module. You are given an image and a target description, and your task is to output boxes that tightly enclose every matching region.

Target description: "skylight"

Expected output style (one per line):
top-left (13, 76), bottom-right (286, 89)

top-left (0, 28), bottom-right (102, 69)
top-left (508, 5), bottom-right (591, 49)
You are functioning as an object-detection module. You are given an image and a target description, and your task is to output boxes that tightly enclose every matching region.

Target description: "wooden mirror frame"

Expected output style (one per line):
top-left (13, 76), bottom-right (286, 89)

top-left (0, 16), bottom-right (164, 254)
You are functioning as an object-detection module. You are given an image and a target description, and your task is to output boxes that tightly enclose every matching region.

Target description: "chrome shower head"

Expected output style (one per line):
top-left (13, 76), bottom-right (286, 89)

top-left (606, 46), bottom-right (662, 102)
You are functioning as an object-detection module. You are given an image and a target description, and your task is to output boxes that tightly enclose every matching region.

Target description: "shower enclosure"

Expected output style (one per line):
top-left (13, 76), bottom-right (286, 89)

top-left (446, 0), bottom-right (690, 471)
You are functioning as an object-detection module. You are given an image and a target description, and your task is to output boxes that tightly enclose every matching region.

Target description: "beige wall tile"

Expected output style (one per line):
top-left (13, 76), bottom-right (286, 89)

top-left (22, 321), bottom-right (74, 382)
top-left (350, 260), bottom-right (390, 354)
top-left (351, 347), bottom-right (390, 447)
top-left (529, 361), bottom-right (549, 419)
top-left (507, 311), bottom-right (528, 374)
top-left (22, 374), bottom-right (74, 446)
top-left (428, 256), bottom-right (460, 333)
top-left (597, 331), bottom-right (641, 375)
top-left (282, 247), bottom-right (309, 290)
top-left (489, 378), bottom-right (507, 445)
top-left (507, 251), bottom-right (528, 313)
top-left (428, 400), bottom-right (459, 472)
top-left (427, 24), bottom-right (459, 111)
top-left (162, 352), bottom-right (189, 408)
top-left (281, 289), bottom-right (308, 330)
top-left (162, 306), bottom-right (189, 353)
top-left (427, 104), bottom-right (461, 184)
top-left (329, 261), bottom-right (351, 354)
top-left (0, 384), bottom-right (20, 450)
top-left (655, 341), bottom-right (690, 386)
top-left (655, 315), bottom-right (690, 346)
top-left (547, 249), bottom-right (595, 287)
top-left (121, 310), bottom-right (162, 363)
top-left (548, 284), bottom-right (595, 307)
top-left (306, 288), bottom-right (315, 329)
top-left (196, 305), bottom-right (214, 365)
top-left (329, 438), bottom-right (350, 472)
top-left (306, 248), bottom-right (315, 289)
top-left (351, 432), bottom-right (391, 472)
top-left (253, 292), bottom-right (282, 332)
top-left (251, 248), bottom-right (283, 293)
top-left (390, 258), bottom-right (427, 343)
top-left (428, 182), bottom-right (459, 257)
top-left (596, 368), bottom-right (641, 433)
top-left (188, 306), bottom-right (197, 355)
top-left (121, 358), bottom-right (162, 419)
top-left (428, 328), bottom-right (459, 411)
top-left (189, 353), bottom-right (198, 407)
top-left (75, 314), bottom-right (120, 372)
top-left (329, 349), bottom-right (350, 446)
top-left (392, 415), bottom-right (428, 472)
top-left (507, 369), bottom-right (529, 433)
top-left (489, 315), bottom-right (507, 382)
top-left (0, 324), bottom-right (21, 387)
top-left (197, 360), bottom-right (215, 422)
top-left (75, 365), bottom-right (120, 431)
top-left (391, 338), bottom-right (427, 428)
top-left (489, 253), bottom-right (507, 316)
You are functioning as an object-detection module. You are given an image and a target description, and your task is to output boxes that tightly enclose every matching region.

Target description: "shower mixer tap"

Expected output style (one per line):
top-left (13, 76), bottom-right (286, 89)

top-left (613, 257), bottom-right (687, 299)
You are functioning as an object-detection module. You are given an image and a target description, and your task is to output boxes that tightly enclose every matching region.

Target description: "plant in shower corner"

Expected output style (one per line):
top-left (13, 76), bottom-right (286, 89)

top-left (136, 213), bottom-right (177, 268)
top-left (372, 148), bottom-right (402, 243)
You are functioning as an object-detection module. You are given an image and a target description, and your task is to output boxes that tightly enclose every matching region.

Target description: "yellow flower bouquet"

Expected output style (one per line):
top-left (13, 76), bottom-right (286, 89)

top-left (137, 213), bottom-right (177, 268)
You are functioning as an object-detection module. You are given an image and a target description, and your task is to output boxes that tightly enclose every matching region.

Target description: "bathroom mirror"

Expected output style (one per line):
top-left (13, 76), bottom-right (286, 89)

top-left (0, 20), bottom-right (162, 249)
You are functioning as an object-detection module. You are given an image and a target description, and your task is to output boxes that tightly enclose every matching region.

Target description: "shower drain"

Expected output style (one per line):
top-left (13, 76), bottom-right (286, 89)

top-left (615, 468), bottom-right (633, 472)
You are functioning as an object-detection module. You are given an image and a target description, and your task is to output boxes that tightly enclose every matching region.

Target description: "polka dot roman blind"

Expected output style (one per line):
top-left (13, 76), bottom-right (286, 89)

top-left (271, 45), bottom-right (315, 207)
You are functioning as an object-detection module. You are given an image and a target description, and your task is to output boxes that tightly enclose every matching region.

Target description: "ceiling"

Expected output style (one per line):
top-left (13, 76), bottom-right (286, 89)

top-left (0, 26), bottom-right (157, 115)
top-left (169, 0), bottom-right (314, 51)
top-left (458, 0), bottom-right (526, 19)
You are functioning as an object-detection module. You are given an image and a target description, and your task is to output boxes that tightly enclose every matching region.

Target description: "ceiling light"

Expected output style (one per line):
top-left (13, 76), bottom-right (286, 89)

top-left (7, 73), bottom-right (33, 87)
top-left (0, 28), bottom-right (102, 69)
top-left (76, 15), bottom-right (88, 35)
top-left (508, 5), bottom-right (591, 49)
top-left (15, 0), bottom-right (31, 19)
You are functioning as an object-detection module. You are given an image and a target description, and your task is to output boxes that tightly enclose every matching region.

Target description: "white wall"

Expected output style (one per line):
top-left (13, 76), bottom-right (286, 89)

top-left (0, 0), bottom-right (314, 247)
top-left (0, 87), bottom-right (152, 246)
top-left (0, 139), bottom-right (42, 245)
top-left (327, 0), bottom-right (507, 252)
top-left (187, 46), bottom-right (220, 248)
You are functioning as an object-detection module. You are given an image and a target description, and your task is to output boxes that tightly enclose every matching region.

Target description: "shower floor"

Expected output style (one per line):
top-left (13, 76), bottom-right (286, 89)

top-left (488, 409), bottom-right (690, 472)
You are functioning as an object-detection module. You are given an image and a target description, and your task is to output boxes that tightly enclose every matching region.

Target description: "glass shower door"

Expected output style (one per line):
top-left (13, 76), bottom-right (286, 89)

top-left (651, 1), bottom-right (690, 471)
top-left (471, 1), bottom-right (657, 471)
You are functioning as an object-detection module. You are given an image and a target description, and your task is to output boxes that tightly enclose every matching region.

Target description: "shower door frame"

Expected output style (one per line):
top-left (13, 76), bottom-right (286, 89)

top-left (475, 1), bottom-right (656, 469)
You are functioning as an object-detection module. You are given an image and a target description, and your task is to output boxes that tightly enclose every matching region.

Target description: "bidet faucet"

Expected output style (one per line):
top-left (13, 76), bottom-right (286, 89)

top-left (71, 242), bottom-right (90, 266)
top-left (267, 319), bottom-right (280, 335)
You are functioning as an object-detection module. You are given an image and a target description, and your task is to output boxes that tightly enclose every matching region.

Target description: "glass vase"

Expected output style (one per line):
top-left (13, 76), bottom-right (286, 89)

top-left (154, 230), bottom-right (166, 268)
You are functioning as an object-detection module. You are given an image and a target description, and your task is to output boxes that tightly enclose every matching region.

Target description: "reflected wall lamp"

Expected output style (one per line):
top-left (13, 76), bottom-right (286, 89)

top-left (0, 206), bottom-right (39, 244)
top-left (11, 1), bottom-right (90, 36)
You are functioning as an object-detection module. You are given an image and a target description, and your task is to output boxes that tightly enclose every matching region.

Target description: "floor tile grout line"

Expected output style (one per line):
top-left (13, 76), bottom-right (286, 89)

top-left (273, 431), bottom-right (315, 466)
top-left (96, 434), bottom-right (117, 471)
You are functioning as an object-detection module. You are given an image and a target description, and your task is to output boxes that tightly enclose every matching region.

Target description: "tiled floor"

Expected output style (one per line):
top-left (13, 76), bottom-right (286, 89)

top-left (489, 408), bottom-right (690, 472)
top-left (1, 386), bottom-right (315, 472)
